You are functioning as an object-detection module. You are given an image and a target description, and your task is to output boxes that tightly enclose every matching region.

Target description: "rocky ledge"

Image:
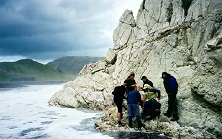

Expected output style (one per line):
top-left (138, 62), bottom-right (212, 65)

top-left (95, 104), bottom-right (207, 139)
top-left (49, 0), bottom-right (222, 138)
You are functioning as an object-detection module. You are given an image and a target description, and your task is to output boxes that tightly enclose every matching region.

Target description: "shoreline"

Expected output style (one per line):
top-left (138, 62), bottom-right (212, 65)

top-left (0, 81), bottom-right (68, 88)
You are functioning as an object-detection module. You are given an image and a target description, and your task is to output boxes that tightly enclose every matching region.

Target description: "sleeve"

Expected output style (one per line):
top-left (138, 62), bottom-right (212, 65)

top-left (150, 87), bottom-right (161, 98)
top-left (112, 87), bottom-right (117, 95)
top-left (112, 90), bottom-right (115, 95)
top-left (137, 91), bottom-right (143, 106)
top-left (169, 77), bottom-right (178, 91)
top-left (149, 80), bottom-right (153, 87)
top-left (124, 79), bottom-right (129, 86)
top-left (156, 90), bottom-right (161, 98)
top-left (121, 87), bottom-right (127, 99)
top-left (164, 79), bottom-right (170, 93)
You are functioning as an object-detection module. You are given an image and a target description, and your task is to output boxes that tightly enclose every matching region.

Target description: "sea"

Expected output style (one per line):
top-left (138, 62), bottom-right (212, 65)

top-left (0, 81), bottom-right (172, 139)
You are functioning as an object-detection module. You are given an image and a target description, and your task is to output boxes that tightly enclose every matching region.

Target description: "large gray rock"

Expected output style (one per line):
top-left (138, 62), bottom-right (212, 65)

top-left (104, 48), bottom-right (117, 64)
top-left (49, 60), bottom-right (114, 110)
top-left (49, 0), bottom-right (222, 138)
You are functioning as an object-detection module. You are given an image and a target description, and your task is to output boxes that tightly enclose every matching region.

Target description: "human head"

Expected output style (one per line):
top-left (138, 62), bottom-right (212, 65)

top-left (129, 71), bottom-right (135, 79)
top-left (162, 72), bottom-right (170, 79)
top-left (141, 76), bottom-right (147, 82)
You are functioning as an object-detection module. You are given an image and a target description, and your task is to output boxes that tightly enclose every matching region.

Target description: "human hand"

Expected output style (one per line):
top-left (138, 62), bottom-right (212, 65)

top-left (138, 86), bottom-right (143, 91)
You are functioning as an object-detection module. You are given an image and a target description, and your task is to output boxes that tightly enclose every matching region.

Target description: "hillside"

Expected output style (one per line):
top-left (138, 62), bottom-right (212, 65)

top-left (0, 59), bottom-right (71, 81)
top-left (47, 56), bottom-right (103, 74)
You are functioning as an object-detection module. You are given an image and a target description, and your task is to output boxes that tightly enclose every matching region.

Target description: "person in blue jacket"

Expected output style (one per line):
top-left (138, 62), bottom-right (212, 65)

top-left (127, 86), bottom-right (145, 128)
top-left (162, 72), bottom-right (179, 121)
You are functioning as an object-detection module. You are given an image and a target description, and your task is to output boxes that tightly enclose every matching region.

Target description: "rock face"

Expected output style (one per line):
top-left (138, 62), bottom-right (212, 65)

top-left (49, 0), bottom-right (222, 138)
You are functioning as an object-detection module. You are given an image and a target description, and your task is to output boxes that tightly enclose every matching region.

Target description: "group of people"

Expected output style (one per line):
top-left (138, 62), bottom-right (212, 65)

top-left (112, 71), bottom-right (179, 128)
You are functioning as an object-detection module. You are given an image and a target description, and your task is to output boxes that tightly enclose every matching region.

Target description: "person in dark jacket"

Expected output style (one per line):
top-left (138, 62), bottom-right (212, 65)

top-left (141, 76), bottom-right (153, 87)
top-left (127, 86), bottom-right (145, 129)
top-left (162, 72), bottom-right (179, 121)
top-left (143, 99), bottom-right (161, 120)
top-left (140, 76), bottom-right (161, 100)
top-left (124, 72), bottom-right (136, 94)
top-left (140, 76), bottom-right (161, 119)
top-left (112, 83), bottom-right (127, 126)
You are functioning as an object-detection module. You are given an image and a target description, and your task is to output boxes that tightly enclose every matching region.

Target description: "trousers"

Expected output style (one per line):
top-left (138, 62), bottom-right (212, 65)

top-left (167, 92), bottom-right (178, 116)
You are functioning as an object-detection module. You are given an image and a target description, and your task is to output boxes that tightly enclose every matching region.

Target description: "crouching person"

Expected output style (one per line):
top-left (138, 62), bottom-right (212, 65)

top-left (127, 86), bottom-right (145, 129)
top-left (143, 99), bottom-right (161, 120)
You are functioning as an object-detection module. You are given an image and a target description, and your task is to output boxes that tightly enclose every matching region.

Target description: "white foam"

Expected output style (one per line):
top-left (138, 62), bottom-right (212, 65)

top-left (0, 83), bottom-right (113, 139)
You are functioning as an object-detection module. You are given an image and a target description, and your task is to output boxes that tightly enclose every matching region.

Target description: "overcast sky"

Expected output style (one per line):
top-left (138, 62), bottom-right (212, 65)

top-left (0, 0), bottom-right (142, 63)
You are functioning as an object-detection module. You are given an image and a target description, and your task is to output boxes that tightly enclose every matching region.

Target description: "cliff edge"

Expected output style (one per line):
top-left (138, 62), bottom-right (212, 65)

top-left (49, 0), bottom-right (222, 138)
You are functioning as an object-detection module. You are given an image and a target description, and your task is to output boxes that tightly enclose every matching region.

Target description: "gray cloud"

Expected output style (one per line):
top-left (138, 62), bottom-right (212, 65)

top-left (0, 0), bottom-right (142, 62)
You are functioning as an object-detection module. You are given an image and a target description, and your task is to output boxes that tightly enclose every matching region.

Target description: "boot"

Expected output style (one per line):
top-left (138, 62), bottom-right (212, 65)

top-left (138, 123), bottom-right (145, 129)
top-left (163, 112), bottom-right (172, 118)
top-left (128, 116), bottom-right (132, 128)
top-left (118, 121), bottom-right (125, 127)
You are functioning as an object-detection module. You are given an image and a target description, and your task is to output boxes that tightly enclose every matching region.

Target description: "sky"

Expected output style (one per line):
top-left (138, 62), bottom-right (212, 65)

top-left (0, 0), bottom-right (142, 63)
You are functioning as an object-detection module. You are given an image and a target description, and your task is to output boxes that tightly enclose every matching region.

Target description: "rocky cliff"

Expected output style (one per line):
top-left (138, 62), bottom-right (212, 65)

top-left (49, 0), bottom-right (222, 138)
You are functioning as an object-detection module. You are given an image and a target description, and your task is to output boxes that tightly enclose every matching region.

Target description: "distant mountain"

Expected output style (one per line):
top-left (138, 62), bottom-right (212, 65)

top-left (0, 57), bottom-right (103, 82)
top-left (0, 59), bottom-right (71, 81)
top-left (47, 56), bottom-right (103, 74)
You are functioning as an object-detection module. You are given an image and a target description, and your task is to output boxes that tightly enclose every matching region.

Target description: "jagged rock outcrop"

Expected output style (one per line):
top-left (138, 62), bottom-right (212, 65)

top-left (49, 0), bottom-right (222, 138)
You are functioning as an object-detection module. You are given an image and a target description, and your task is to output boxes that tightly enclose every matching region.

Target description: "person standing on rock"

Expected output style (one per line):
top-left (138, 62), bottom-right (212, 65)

top-left (127, 86), bottom-right (145, 129)
top-left (112, 83), bottom-right (127, 127)
top-left (124, 72), bottom-right (136, 94)
top-left (162, 72), bottom-right (179, 121)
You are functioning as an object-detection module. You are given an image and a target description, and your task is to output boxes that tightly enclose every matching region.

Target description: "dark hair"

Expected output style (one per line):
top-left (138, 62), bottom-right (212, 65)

top-left (127, 72), bottom-right (135, 79)
top-left (162, 72), bottom-right (171, 78)
top-left (141, 76), bottom-right (147, 80)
